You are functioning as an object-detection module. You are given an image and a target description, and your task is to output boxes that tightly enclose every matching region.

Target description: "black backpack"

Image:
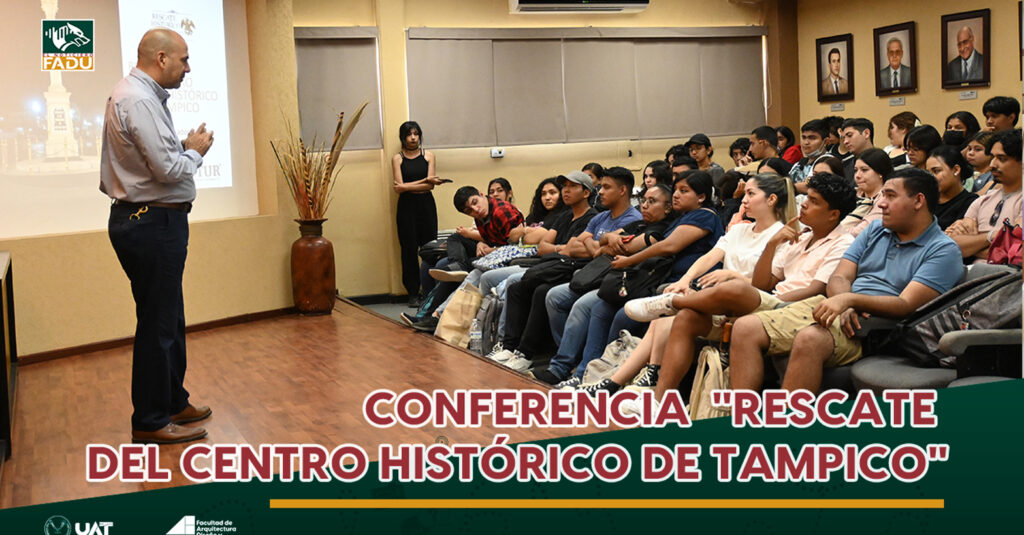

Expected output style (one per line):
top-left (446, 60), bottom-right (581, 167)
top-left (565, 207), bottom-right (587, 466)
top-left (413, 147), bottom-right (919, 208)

top-left (893, 269), bottom-right (1022, 368)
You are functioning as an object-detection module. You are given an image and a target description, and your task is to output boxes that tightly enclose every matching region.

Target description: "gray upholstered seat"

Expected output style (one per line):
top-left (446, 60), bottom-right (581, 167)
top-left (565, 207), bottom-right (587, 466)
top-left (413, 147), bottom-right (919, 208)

top-left (948, 376), bottom-right (1016, 388)
top-left (850, 355), bottom-right (957, 395)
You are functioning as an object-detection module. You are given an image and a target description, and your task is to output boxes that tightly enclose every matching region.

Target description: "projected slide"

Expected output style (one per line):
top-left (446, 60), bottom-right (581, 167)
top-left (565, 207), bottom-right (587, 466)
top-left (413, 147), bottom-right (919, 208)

top-left (0, 0), bottom-right (255, 240)
top-left (117, 0), bottom-right (232, 188)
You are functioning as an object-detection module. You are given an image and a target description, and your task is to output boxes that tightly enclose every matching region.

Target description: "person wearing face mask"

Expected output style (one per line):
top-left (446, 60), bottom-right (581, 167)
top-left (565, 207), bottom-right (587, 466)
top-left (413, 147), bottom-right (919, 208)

top-left (789, 120), bottom-right (832, 190)
top-left (927, 145), bottom-right (977, 230)
top-left (841, 148), bottom-right (893, 236)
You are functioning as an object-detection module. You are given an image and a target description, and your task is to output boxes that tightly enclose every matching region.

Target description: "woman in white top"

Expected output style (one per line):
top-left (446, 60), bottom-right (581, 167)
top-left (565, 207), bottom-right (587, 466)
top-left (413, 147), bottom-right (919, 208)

top-left (579, 173), bottom-right (796, 395)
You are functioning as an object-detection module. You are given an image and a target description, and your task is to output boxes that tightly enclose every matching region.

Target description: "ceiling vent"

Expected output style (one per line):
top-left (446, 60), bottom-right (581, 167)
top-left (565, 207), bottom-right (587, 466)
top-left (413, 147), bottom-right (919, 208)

top-left (510, 1), bottom-right (650, 14)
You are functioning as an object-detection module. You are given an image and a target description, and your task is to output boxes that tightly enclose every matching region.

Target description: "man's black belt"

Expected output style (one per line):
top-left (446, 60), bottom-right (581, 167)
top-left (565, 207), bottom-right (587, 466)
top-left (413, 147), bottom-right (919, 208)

top-left (112, 199), bottom-right (193, 213)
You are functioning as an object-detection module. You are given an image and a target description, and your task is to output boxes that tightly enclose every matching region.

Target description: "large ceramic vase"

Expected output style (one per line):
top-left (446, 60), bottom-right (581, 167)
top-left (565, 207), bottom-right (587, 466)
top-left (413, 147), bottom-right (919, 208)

top-left (291, 219), bottom-right (336, 315)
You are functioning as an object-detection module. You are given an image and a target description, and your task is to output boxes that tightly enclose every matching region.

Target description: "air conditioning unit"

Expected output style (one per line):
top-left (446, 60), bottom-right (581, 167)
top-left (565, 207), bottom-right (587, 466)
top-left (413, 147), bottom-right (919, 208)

top-left (510, 0), bottom-right (650, 13)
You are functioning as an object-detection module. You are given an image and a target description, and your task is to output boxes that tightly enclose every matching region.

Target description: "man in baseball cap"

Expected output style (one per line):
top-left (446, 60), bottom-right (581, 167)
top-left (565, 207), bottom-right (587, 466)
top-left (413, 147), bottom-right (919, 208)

top-left (684, 133), bottom-right (725, 188)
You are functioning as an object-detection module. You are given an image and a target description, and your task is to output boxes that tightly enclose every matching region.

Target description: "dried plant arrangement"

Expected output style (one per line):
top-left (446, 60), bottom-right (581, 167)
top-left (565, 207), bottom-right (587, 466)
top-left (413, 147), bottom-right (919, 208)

top-left (271, 100), bottom-right (369, 220)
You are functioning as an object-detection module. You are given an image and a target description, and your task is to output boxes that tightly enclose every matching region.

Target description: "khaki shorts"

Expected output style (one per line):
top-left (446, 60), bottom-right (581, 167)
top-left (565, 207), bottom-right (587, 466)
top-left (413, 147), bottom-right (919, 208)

top-left (752, 294), bottom-right (862, 367)
top-left (706, 289), bottom-right (786, 342)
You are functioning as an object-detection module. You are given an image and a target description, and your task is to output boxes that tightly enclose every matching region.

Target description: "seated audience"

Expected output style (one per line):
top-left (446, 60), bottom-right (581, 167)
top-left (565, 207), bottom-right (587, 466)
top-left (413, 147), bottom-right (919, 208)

top-left (729, 167), bottom-right (964, 393)
top-left (823, 115), bottom-right (846, 156)
top-left (982, 96), bottom-right (1020, 132)
top-left (685, 134), bottom-right (725, 189)
top-left (946, 129), bottom-right (1023, 263)
top-left (904, 125), bottom-right (942, 170)
top-left (614, 173), bottom-right (857, 405)
top-left (885, 111), bottom-right (919, 163)
top-left (776, 125), bottom-right (802, 164)
top-left (729, 137), bottom-right (751, 167)
top-left (927, 145), bottom-right (977, 230)
top-left (487, 177), bottom-right (515, 205)
top-left (757, 157), bottom-right (793, 177)
top-left (841, 148), bottom-right (893, 236)
top-left (735, 126), bottom-right (780, 175)
top-left (492, 167), bottom-right (640, 371)
top-left (573, 173), bottom-right (794, 394)
top-left (840, 118), bottom-right (875, 181)
top-left (945, 111), bottom-right (982, 141)
top-left (964, 131), bottom-right (996, 194)
top-left (532, 172), bottom-right (723, 386)
top-left (665, 145), bottom-right (688, 166)
top-left (633, 160), bottom-right (673, 207)
top-left (789, 119), bottom-right (831, 190)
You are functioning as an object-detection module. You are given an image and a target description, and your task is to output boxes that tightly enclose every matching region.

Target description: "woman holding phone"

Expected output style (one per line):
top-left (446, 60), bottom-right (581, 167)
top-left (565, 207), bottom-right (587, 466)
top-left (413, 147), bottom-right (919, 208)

top-left (392, 120), bottom-right (445, 307)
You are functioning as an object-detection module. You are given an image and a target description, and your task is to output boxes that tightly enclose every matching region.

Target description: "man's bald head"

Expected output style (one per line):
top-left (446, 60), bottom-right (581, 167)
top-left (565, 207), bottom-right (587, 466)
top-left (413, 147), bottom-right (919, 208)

top-left (956, 25), bottom-right (975, 60)
top-left (136, 28), bottom-right (190, 89)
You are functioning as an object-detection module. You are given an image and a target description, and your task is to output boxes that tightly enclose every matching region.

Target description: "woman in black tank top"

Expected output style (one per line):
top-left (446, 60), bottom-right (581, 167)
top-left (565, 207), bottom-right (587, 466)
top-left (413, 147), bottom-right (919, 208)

top-left (392, 121), bottom-right (442, 306)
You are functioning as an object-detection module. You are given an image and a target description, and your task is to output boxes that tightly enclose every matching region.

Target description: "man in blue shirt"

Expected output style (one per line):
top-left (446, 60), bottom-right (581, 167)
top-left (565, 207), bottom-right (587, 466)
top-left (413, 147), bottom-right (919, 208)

top-left (730, 168), bottom-right (963, 393)
top-left (101, 29), bottom-right (214, 444)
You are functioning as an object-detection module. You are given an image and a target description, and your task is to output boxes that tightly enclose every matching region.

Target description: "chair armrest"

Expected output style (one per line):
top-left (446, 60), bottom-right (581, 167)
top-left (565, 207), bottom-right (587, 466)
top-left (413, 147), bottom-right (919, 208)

top-left (939, 329), bottom-right (1023, 356)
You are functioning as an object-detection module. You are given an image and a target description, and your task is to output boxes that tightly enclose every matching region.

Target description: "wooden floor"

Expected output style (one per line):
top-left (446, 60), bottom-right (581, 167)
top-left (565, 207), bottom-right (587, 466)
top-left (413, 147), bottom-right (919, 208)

top-left (0, 300), bottom-right (602, 508)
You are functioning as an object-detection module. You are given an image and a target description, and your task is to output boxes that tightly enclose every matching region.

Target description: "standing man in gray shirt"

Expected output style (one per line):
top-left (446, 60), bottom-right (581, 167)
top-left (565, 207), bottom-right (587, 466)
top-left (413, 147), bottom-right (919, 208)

top-left (101, 28), bottom-right (214, 444)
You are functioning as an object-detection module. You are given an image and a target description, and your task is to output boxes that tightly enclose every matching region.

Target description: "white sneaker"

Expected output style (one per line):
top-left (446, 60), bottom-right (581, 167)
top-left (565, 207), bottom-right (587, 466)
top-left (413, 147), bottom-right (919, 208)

top-left (484, 342), bottom-right (505, 360)
top-left (488, 347), bottom-right (517, 363)
top-left (503, 352), bottom-right (532, 372)
top-left (429, 269), bottom-right (468, 282)
top-left (621, 395), bottom-right (660, 417)
top-left (624, 293), bottom-right (679, 322)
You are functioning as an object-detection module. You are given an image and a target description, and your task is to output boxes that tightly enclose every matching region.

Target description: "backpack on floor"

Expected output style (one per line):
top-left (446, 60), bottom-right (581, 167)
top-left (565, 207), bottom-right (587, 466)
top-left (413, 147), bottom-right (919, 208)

top-left (476, 292), bottom-right (504, 355)
top-left (892, 269), bottom-right (1022, 368)
top-left (581, 330), bottom-right (640, 385)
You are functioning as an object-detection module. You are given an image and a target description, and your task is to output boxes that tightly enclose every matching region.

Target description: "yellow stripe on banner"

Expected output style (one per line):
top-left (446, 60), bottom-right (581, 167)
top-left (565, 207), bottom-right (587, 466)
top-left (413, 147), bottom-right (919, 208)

top-left (269, 499), bottom-right (944, 509)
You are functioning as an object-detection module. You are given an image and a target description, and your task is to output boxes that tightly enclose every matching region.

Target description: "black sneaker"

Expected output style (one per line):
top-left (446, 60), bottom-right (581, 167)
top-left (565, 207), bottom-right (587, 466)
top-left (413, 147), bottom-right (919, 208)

top-left (578, 378), bottom-right (620, 396)
top-left (629, 364), bottom-right (661, 389)
top-left (399, 312), bottom-right (421, 327)
top-left (529, 368), bottom-right (562, 385)
top-left (410, 315), bottom-right (439, 333)
top-left (407, 295), bottom-right (424, 308)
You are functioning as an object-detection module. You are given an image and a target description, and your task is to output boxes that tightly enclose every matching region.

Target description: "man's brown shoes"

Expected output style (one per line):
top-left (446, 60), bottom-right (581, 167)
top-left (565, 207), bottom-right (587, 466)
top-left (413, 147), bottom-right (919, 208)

top-left (131, 423), bottom-right (207, 444)
top-left (171, 404), bottom-right (212, 424)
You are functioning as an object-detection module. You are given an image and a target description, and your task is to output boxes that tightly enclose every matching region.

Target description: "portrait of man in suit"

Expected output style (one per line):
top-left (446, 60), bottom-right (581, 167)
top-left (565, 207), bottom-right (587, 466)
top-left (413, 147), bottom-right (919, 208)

top-left (947, 25), bottom-right (984, 82)
top-left (880, 37), bottom-right (912, 89)
top-left (821, 48), bottom-right (849, 95)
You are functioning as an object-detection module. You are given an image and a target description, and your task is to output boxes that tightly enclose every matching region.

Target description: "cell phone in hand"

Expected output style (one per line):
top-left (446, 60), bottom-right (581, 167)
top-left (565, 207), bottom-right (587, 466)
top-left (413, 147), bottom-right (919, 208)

top-left (690, 279), bottom-right (704, 291)
top-left (620, 234), bottom-right (636, 243)
top-left (437, 178), bottom-right (453, 183)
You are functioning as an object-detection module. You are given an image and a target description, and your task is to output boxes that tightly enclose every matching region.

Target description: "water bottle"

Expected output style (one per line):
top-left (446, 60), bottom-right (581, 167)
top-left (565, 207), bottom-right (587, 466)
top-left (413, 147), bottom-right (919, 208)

top-left (468, 319), bottom-right (482, 354)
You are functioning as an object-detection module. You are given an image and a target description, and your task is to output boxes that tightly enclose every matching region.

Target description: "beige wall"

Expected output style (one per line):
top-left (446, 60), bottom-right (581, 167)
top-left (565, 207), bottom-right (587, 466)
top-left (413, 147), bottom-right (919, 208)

top-left (797, 0), bottom-right (1021, 135)
top-left (294, 0), bottom-right (776, 296)
top-left (0, 1), bottom-right (301, 355)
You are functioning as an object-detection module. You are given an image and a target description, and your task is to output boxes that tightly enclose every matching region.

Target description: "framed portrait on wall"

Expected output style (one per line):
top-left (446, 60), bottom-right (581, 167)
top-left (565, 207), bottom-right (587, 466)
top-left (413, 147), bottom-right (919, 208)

top-left (941, 9), bottom-right (990, 89)
top-left (816, 33), bottom-right (854, 102)
top-left (874, 22), bottom-right (917, 96)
